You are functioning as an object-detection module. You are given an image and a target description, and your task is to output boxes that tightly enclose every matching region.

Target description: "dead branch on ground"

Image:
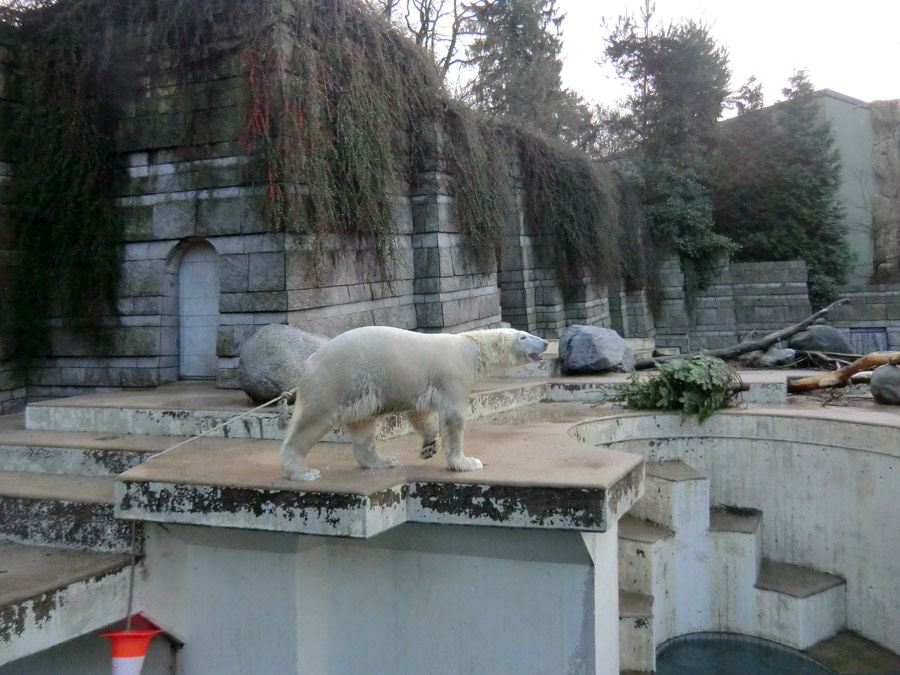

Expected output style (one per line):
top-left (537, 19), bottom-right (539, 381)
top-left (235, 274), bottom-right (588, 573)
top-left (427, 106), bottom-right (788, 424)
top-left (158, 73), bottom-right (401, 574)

top-left (787, 352), bottom-right (900, 393)
top-left (633, 298), bottom-right (851, 370)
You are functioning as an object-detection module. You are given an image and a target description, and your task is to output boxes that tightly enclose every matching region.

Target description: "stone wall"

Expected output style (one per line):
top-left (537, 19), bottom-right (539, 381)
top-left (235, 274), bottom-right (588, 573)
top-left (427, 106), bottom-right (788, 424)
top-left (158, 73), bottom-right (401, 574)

top-left (0, 36), bottom-right (26, 413)
top-left (654, 259), bottom-right (812, 353)
top-left (3, 10), bottom-right (601, 401)
top-left (828, 281), bottom-right (900, 352)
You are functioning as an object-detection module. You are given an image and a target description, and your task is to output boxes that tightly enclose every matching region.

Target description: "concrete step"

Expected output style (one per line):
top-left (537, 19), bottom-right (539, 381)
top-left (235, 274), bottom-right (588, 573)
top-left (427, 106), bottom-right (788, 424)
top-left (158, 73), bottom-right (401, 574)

top-left (627, 460), bottom-right (710, 533)
top-left (0, 542), bottom-right (132, 666)
top-left (0, 413), bottom-right (169, 477)
top-left (627, 460), bottom-right (711, 639)
top-left (619, 590), bottom-right (654, 673)
top-left (804, 630), bottom-right (900, 674)
top-left (0, 471), bottom-right (135, 553)
top-left (754, 559), bottom-right (846, 650)
top-left (23, 380), bottom-right (547, 441)
top-left (618, 516), bottom-right (675, 655)
top-left (709, 505), bottom-right (763, 634)
top-left (618, 516), bottom-right (675, 596)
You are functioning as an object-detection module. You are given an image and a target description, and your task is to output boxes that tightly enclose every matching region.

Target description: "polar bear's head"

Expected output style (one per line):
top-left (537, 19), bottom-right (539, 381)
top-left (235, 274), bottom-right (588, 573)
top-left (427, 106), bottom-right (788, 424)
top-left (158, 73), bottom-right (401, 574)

top-left (463, 328), bottom-right (548, 376)
top-left (508, 329), bottom-right (549, 363)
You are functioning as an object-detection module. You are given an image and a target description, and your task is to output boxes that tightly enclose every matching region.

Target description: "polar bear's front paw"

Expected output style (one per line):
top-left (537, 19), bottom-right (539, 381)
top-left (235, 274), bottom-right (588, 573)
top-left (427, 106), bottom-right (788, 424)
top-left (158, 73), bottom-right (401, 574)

top-left (286, 467), bottom-right (321, 481)
top-left (449, 456), bottom-right (483, 472)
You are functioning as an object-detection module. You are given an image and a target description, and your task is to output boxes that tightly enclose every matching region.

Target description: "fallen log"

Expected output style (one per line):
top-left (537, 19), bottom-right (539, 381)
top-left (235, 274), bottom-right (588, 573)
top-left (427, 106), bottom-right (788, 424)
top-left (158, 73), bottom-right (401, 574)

top-left (633, 298), bottom-right (851, 370)
top-left (787, 352), bottom-right (900, 393)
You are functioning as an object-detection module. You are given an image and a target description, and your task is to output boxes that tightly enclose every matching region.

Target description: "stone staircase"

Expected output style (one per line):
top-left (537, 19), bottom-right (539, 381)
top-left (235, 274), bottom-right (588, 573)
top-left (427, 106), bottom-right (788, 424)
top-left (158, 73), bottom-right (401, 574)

top-left (0, 413), bottom-right (177, 666)
top-left (618, 460), bottom-right (848, 673)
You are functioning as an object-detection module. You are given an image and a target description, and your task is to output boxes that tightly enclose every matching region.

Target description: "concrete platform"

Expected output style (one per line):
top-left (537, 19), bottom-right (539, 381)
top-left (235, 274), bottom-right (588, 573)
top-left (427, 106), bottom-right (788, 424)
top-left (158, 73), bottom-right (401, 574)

top-left (115, 402), bottom-right (645, 538)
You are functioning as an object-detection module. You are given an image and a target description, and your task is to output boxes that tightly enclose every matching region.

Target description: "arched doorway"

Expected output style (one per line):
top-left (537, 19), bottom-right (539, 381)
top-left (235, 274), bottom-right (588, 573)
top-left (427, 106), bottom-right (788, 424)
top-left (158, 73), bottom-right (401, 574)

top-left (177, 240), bottom-right (220, 379)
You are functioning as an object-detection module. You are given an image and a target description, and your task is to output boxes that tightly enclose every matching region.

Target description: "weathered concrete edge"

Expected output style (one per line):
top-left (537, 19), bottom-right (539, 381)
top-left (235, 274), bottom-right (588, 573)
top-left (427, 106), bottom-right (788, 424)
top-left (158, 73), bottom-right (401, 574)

top-left (0, 562), bottom-right (134, 667)
top-left (114, 473), bottom-right (639, 537)
top-left (25, 382), bottom-right (550, 441)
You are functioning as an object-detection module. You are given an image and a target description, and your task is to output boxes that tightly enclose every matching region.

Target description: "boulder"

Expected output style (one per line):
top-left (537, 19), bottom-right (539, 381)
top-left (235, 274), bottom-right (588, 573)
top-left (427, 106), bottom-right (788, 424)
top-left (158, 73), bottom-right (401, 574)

top-left (787, 325), bottom-right (853, 355)
top-left (239, 324), bottom-right (329, 403)
top-left (558, 324), bottom-right (635, 374)
top-left (870, 364), bottom-right (900, 405)
top-left (739, 346), bottom-right (796, 368)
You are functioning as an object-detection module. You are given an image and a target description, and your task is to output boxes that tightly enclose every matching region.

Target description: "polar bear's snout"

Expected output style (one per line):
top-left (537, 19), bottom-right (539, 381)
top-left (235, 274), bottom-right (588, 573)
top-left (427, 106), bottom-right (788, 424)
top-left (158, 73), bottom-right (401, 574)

top-left (521, 333), bottom-right (549, 362)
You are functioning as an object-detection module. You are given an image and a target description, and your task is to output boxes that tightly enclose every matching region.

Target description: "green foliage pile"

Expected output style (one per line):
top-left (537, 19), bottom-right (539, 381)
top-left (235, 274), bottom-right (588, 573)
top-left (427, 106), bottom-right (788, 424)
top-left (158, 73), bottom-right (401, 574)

top-left (611, 355), bottom-right (739, 422)
top-left (712, 71), bottom-right (850, 306)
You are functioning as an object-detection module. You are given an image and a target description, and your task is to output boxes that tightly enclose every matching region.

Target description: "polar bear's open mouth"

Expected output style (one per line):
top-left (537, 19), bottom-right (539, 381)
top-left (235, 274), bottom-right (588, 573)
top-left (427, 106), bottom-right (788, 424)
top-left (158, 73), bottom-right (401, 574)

top-left (528, 350), bottom-right (543, 362)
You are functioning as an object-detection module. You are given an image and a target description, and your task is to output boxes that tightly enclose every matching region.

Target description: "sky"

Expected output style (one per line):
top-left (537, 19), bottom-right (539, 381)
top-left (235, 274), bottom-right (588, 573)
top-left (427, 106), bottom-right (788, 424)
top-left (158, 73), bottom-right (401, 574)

top-left (557, 0), bottom-right (900, 112)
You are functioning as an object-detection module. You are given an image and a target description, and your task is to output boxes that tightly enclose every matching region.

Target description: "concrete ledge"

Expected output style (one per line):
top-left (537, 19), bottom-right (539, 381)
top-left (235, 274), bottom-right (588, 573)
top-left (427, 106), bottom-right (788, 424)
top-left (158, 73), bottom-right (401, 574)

top-left (115, 404), bottom-right (644, 538)
top-left (0, 472), bottom-right (134, 553)
top-left (0, 543), bottom-right (132, 666)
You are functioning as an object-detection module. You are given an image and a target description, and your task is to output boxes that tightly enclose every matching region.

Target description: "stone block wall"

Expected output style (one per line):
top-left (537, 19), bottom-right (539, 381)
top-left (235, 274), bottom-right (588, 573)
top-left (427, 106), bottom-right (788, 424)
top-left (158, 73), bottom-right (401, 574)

top-left (0, 8), bottom-right (629, 404)
top-left (608, 282), bottom-right (655, 339)
top-left (0, 37), bottom-right (25, 413)
top-left (411, 152), bottom-right (501, 334)
top-left (827, 282), bottom-right (900, 352)
top-left (654, 258), bottom-right (812, 353)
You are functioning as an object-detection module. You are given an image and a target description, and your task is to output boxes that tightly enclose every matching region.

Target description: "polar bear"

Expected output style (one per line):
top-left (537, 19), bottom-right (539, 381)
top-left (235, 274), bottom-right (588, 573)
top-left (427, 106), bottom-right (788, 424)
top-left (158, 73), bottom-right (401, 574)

top-left (279, 326), bottom-right (548, 481)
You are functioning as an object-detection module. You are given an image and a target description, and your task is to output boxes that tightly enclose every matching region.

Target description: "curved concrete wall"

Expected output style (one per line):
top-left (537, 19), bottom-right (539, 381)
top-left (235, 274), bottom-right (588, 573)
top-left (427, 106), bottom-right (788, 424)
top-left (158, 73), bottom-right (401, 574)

top-left (572, 407), bottom-right (900, 654)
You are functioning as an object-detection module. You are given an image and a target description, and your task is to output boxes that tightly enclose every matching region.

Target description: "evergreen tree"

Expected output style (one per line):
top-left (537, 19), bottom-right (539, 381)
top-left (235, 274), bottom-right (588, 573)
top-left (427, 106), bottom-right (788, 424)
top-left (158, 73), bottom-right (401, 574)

top-left (465, 0), bottom-right (567, 135)
top-left (712, 70), bottom-right (850, 306)
top-left (604, 13), bottom-right (734, 291)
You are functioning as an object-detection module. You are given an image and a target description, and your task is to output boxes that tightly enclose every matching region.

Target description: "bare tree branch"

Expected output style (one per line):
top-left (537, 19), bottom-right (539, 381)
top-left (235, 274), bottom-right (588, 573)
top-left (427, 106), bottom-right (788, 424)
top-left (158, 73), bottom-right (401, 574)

top-left (633, 298), bottom-right (852, 369)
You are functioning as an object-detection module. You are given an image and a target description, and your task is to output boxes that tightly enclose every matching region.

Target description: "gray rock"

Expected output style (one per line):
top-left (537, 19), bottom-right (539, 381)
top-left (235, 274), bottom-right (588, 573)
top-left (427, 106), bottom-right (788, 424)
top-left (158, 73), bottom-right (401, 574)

top-left (788, 325), bottom-right (853, 355)
top-left (870, 364), bottom-right (900, 405)
top-left (753, 346), bottom-right (796, 368)
top-left (558, 324), bottom-right (635, 374)
top-left (239, 324), bottom-right (329, 403)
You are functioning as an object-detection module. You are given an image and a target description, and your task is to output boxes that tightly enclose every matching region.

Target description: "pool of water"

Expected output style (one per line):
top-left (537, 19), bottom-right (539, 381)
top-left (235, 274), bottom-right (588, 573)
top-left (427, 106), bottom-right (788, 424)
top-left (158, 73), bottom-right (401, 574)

top-left (657, 633), bottom-right (834, 675)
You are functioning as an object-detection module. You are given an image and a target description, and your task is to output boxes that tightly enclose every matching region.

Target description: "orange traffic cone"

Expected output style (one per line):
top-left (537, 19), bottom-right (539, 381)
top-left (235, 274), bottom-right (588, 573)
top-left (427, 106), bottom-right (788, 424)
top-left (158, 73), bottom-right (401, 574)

top-left (100, 627), bottom-right (163, 675)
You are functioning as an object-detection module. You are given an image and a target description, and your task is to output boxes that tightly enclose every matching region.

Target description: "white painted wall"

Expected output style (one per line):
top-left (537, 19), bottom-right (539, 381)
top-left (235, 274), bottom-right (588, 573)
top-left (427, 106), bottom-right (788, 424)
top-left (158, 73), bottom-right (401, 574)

top-left (575, 410), bottom-right (900, 654)
top-left (133, 521), bottom-right (620, 675)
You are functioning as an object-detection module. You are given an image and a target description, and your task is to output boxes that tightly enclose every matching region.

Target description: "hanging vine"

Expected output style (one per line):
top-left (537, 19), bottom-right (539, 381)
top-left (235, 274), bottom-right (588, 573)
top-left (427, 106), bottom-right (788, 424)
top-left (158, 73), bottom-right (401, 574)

top-left (1, 0), bottom-right (639, 373)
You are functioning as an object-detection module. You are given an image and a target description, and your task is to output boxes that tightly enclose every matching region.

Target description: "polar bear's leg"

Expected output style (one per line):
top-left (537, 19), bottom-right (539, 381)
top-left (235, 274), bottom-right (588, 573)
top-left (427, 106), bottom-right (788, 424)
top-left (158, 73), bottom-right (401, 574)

top-left (442, 409), bottom-right (483, 472)
top-left (279, 405), bottom-right (333, 481)
top-left (408, 409), bottom-right (441, 459)
top-left (347, 419), bottom-right (400, 470)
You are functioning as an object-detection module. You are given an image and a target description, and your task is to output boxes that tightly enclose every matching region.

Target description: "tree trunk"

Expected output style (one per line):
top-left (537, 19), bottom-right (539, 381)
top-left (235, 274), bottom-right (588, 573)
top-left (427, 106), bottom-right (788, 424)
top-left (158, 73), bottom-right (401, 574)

top-left (787, 352), bottom-right (900, 393)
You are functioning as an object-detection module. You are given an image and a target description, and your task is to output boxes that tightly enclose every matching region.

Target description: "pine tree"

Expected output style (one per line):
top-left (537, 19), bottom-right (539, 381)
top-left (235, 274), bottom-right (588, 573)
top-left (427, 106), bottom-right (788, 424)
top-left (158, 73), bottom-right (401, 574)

top-left (712, 70), bottom-right (849, 306)
top-left (465, 0), bottom-right (567, 135)
top-left (604, 14), bottom-right (734, 291)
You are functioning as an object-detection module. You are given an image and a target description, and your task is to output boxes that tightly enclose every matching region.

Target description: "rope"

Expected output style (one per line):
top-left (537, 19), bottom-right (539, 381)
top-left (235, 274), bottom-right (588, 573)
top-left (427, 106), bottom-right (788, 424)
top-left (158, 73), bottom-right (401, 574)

top-left (125, 519), bottom-right (136, 631)
top-left (152, 387), bottom-right (297, 460)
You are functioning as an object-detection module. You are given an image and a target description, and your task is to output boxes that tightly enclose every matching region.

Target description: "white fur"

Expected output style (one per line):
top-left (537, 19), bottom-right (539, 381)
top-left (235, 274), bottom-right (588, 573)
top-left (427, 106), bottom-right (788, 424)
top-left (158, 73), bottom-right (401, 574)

top-left (279, 326), bottom-right (548, 481)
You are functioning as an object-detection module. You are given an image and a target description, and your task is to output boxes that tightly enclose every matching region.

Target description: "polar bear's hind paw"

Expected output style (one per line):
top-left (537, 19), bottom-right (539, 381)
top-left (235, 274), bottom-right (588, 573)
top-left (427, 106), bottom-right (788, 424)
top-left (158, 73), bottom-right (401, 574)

top-left (286, 467), bottom-right (321, 481)
top-left (360, 455), bottom-right (401, 470)
top-left (420, 440), bottom-right (439, 459)
top-left (449, 456), bottom-right (483, 472)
